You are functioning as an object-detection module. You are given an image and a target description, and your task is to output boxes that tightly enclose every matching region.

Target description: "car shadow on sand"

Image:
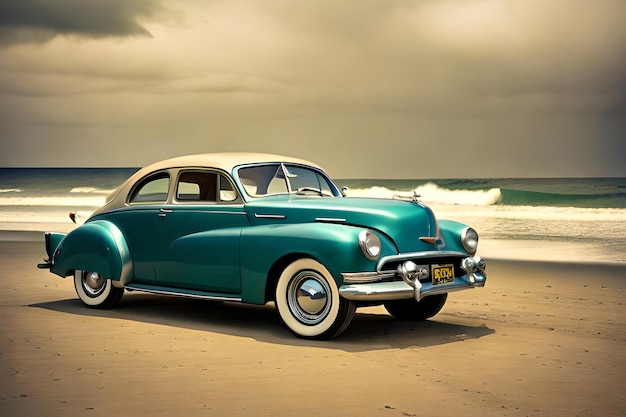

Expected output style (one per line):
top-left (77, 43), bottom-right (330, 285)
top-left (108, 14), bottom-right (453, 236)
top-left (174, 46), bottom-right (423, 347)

top-left (30, 292), bottom-right (495, 352)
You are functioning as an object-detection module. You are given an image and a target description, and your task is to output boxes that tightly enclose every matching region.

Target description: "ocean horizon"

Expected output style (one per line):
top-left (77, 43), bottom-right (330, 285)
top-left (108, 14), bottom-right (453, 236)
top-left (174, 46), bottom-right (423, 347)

top-left (1, 168), bottom-right (625, 263)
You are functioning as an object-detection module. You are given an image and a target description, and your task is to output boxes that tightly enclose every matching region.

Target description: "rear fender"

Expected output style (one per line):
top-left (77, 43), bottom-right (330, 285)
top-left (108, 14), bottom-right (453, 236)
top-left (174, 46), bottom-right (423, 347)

top-left (45, 232), bottom-right (66, 260)
top-left (50, 220), bottom-right (132, 288)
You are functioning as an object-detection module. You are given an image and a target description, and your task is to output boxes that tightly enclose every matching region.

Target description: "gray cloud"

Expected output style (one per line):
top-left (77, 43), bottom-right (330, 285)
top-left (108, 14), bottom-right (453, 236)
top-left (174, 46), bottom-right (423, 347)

top-left (0, 0), bottom-right (624, 177)
top-left (0, 0), bottom-right (164, 44)
top-left (272, 0), bottom-right (626, 116)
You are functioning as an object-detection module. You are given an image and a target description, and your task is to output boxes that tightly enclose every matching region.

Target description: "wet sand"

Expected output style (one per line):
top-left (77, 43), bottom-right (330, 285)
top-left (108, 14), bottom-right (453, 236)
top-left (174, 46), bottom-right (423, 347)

top-left (1, 241), bottom-right (624, 417)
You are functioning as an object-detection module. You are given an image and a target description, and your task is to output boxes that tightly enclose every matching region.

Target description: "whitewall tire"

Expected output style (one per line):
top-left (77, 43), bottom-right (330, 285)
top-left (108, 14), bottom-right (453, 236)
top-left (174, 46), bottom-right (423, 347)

top-left (275, 258), bottom-right (356, 340)
top-left (74, 270), bottom-right (124, 309)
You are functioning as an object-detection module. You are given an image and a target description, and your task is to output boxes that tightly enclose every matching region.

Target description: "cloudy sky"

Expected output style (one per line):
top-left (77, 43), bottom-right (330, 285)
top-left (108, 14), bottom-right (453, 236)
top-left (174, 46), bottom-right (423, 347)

top-left (0, 0), bottom-right (624, 178)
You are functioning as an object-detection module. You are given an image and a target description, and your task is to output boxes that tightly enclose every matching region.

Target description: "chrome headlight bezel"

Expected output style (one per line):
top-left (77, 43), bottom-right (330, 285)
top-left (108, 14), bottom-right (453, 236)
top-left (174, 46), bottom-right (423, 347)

top-left (358, 230), bottom-right (382, 261)
top-left (461, 227), bottom-right (479, 255)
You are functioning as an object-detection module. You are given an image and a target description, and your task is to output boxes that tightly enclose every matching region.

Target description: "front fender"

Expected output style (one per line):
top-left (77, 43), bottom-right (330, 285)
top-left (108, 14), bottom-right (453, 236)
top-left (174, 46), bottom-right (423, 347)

top-left (50, 220), bottom-right (132, 287)
top-left (438, 219), bottom-right (471, 253)
top-left (239, 223), bottom-right (395, 304)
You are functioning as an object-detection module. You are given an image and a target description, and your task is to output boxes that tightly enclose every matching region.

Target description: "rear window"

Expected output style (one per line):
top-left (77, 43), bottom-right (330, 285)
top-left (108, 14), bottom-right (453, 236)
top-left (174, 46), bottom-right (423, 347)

top-left (128, 173), bottom-right (170, 204)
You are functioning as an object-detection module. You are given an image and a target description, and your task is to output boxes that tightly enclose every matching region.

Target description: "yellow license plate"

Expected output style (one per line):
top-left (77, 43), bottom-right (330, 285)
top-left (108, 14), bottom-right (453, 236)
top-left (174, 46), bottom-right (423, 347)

top-left (432, 264), bottom-right (454, 285)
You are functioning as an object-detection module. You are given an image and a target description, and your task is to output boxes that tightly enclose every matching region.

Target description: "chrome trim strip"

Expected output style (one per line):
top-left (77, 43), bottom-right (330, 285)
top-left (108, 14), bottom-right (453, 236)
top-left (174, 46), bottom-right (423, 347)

top-left (160, 208), bottom-right (249, 217)
top-left (339, 281), bottom-right (414, 301)
top-left (96, 205), bottom-right (247, 216)
top-left (254, 213), bottom-right (286, 219)
top-left (315, 217), bottom-right (347, 223)
top-left (125, 286), bottom-right (242, 302)
top-left (341, 271), bottom-right (395, 284)
top-left (188, 210), bottom-right (247, 215)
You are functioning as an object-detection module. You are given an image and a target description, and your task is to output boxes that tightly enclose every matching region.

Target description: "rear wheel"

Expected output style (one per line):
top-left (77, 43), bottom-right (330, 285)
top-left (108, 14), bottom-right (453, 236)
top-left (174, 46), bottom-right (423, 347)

top-left (74, 270), bottom-right (124, 309)
top-left (275, 259), bottom-right (356, 339)
top-left (384, 294), bottom-right (448, 320)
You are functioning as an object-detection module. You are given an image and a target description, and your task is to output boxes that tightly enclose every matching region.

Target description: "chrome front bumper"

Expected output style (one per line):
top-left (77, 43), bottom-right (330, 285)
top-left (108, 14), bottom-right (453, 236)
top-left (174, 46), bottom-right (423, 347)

top-left (339, 256), bottom-right (486, 302)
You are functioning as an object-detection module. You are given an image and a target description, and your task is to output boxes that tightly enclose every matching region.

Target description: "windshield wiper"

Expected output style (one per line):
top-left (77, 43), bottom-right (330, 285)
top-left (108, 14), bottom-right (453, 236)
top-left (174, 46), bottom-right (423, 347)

top-left (296, 187), bottom-right (334, 197)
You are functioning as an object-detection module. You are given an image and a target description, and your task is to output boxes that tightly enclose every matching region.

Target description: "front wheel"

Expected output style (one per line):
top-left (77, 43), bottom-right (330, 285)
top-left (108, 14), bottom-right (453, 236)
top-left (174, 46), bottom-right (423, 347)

top-left (74, 270), bottom-right (124, 309)
top-left (275, 259), bottom-right (356, 340)
top-left (384, 294), bottom-right (448, 320)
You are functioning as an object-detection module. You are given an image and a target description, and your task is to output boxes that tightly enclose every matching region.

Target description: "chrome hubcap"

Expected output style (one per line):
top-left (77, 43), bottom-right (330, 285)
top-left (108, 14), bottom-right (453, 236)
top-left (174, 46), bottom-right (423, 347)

top-left (83, 271), bottom-right (106, 297)
top-left (287, 270), bottom-right (331, 325)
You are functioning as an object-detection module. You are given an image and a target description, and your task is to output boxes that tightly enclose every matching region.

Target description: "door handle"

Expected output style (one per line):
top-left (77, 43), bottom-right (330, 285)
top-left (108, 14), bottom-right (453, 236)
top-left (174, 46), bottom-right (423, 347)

top-left (158, 208), bottom-right (173, 217)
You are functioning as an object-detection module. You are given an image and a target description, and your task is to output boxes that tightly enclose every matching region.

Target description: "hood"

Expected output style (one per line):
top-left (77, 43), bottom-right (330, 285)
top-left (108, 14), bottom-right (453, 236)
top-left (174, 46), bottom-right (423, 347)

top-left (245, 195), bottom-right (438, 252)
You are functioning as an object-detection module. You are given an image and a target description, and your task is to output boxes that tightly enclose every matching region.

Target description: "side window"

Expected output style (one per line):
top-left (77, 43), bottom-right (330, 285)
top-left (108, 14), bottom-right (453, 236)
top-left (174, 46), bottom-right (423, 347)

top-left (176, 171), bottom-right (240, 203)
top-left (219, 175), bottom-right (238, 202)
top-left (129, 173), bottom-right (170, 204)
top-left (177, 171), bottom-right (217, 202)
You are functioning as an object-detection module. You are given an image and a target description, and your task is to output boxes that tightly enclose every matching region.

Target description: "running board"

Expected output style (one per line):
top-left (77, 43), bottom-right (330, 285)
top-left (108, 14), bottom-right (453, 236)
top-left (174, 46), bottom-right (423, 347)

top-left (124, 284), bottom-right (242, 302)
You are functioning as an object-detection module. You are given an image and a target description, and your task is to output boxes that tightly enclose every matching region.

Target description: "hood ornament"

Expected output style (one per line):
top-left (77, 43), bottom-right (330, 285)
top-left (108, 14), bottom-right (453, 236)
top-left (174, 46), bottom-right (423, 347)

top-left (392, 190), bottom-right (422, 202)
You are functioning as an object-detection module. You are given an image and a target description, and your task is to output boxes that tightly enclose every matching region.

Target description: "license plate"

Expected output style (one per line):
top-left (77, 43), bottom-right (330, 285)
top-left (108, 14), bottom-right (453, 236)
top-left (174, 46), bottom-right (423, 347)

top-left (432, 264), bottom-right (454, 285)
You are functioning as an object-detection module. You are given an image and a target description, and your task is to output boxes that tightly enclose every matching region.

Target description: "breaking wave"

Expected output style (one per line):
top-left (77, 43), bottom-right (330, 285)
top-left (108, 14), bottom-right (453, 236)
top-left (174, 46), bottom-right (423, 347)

top-left (345, 182), bottom-right (626, 209)
top-left (70, 187), bottom-right (115, 194)
top-left (346, 182), bottom-right (502, 206)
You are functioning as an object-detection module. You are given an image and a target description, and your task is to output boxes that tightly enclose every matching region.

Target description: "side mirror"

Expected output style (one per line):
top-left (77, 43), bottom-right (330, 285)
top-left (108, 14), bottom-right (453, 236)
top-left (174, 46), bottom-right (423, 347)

top-left (340, 186), bottom-right (349, 197)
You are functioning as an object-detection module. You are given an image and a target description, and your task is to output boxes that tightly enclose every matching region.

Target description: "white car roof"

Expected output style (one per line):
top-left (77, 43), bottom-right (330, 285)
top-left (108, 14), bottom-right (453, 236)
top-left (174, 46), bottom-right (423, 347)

top-left (122, 152), bottom-right (323, 187)
top-left (97, 153), bottom-right (325, 212)
top-left (138, 152), bottom-right (322, 174)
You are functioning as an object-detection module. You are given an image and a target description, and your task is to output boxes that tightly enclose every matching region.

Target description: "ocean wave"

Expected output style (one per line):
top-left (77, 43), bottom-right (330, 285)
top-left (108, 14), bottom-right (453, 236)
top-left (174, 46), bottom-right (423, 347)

top-left (432, 203), bottom-right (626, 222)
top-left (0, 209), bottom-right (93, 222)
top-left (70, 187), bottom-right (115, 194)
top-left (344, 183), bottom-right (626, 221)
top-left (0, 195), bottom-right (106, 207)
top-left (346, 183), bottom-right (502, 206)
top-left (499, 188), bottom-right (626, 208)
top-left (345, 182), bottom-right (626, 209)
top-left (0, 189), bottom-right (23, 193)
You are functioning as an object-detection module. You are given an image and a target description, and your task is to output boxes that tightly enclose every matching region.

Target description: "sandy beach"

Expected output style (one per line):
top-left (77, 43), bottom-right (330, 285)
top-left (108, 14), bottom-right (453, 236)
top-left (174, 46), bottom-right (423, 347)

top-left (1, 240), bottom-right (624, 417)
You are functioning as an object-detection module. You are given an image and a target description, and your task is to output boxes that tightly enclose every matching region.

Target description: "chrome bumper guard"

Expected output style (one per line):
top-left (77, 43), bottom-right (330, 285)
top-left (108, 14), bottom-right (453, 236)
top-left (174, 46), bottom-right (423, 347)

top-left (339, 256), bottom-right (486, 302)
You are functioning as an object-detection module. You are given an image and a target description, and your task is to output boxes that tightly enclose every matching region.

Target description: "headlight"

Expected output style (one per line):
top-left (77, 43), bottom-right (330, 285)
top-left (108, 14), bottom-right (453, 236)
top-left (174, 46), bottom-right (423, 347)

top-left (461, 227), bottom-right (479, 255)
top-left (358, 230), bottom-right (381, 260)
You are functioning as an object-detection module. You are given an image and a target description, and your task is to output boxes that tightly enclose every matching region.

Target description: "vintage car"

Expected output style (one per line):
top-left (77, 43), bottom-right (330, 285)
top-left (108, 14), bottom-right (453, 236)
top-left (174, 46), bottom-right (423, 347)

top-left (38, 153), bottom-right (486, 339)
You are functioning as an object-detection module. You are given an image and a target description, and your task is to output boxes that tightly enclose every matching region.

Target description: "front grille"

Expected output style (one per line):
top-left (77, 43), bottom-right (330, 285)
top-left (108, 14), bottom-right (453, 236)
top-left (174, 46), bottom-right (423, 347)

top-left (380, 255), bottom-right (465, 283)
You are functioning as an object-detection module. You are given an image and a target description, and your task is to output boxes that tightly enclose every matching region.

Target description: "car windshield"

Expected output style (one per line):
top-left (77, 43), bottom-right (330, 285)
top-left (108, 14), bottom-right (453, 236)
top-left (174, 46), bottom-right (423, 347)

top-left (237, 163), bottom-right (339, 198)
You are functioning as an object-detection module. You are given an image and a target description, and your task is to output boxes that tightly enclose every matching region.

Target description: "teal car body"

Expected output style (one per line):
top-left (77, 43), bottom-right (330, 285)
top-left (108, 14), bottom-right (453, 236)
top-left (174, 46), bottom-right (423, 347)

top-left (38, 153), bottom-right (486, 339)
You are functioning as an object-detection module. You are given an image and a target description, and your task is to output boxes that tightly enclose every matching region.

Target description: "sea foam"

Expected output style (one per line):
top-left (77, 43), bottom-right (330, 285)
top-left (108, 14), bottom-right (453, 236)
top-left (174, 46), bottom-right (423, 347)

top-left (0, 195), bottom-right (106, 207)
top-left (346, 182), bottom-right (502, 206)
top-left (70, 187), bottom-right (115, 194)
